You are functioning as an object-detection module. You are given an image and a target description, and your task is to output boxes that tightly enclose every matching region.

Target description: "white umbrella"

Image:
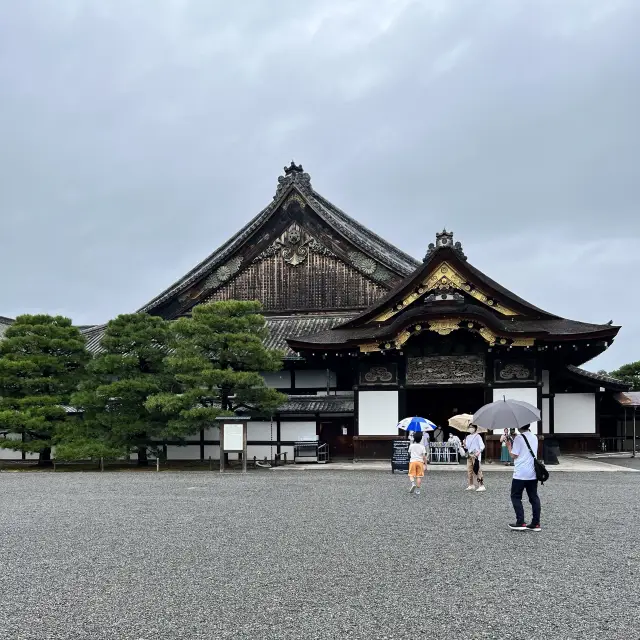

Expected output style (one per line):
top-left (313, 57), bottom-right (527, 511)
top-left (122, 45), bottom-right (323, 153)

top-left (448, 414), bottom-right (487, 433)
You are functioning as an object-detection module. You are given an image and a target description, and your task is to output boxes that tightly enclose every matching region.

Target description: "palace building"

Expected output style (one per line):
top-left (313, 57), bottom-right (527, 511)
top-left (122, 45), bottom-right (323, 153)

top-left (3, 163), bottom-right (632, 462)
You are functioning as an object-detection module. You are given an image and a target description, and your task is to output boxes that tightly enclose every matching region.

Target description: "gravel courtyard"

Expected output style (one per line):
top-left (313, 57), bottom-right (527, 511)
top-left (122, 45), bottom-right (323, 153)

top-left (1, 470), bottom-right (638, 640)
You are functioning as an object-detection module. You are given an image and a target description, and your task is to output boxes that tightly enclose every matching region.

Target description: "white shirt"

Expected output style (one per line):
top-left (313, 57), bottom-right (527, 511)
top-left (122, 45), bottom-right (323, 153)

top-left (465, 433), bottom-right (485, 461)
top-left (448, 435), bottom-right (462, 450)
top-left (409, 443), bottom-right (427, 463)
top-left (511, 432), bottom-right (538, 480)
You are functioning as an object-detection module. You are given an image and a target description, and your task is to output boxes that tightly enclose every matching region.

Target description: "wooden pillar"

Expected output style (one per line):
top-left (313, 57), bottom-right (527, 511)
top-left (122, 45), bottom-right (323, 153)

top-left (199, 428), bottom-right (205, 460)
top-left (398, 388), bottom-right (407, 421)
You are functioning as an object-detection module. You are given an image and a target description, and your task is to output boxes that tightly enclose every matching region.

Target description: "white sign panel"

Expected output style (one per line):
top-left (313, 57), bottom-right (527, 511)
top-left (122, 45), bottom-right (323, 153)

top-left (223, 423), bottom-right (244, 451)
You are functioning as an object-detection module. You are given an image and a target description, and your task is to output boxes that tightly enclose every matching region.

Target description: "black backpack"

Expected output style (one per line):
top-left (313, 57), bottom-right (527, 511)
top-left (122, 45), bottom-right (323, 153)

top-left (520, 433), bottom-right (550, 485)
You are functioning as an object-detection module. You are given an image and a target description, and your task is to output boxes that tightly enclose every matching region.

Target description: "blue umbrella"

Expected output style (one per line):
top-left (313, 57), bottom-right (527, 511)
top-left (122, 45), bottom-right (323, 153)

top-left (397, 416), bottom-right (437, 432)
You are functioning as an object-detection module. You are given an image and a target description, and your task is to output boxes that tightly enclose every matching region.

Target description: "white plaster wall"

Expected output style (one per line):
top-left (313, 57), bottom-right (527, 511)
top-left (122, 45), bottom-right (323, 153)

top-left (554, 393), bottom-right (596, 434)
top-left (261, 371), bottom-right (291, 388)
top-left (493, 388), bottom-right (539, 434)
top-left (203, 445), bottom-right (220, 460)
top-left (166, 444), bottom-right (201, 460)
top-left (295, 370), bottom-right (336, 389)
top-left (358, 391), bottom-right (399, 436)
top-left (542, 397), bottom-right (550, 434)
top-left (280, 421), bottom-right (317, 458)
top-left (0, 433), bottom-right (22, 459)
top-left (247, 420), bottom-right (277, 460)
top-left (0, 433), bottom-right (46, 460)
top-left (204, 426), bottom-right (220, 441)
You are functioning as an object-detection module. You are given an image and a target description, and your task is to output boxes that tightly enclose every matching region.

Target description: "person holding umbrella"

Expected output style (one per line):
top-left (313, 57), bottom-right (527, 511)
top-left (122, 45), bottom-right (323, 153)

top-left (472, 397), bottom-right (542, 531)
top-left (464, 425), bottom-right (486, 492)
top-left (506, 424), bottom-right (541, 531)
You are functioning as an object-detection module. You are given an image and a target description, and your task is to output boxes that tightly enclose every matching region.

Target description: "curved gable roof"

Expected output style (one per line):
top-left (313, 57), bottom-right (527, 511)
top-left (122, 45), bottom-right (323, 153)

top-left (139, 163), bottom-right (419, 314)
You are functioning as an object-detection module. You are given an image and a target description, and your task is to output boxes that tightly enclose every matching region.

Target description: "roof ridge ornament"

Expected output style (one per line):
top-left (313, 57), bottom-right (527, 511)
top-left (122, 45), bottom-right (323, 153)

top-left (423, 229), bottom-right (467, 262)
top-left (275, 160), bottom-right (312, 199)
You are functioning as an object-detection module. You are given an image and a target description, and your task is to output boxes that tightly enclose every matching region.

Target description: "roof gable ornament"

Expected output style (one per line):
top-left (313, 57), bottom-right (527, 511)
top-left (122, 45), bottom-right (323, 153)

top-left (423, 229), bottom-right (467, 262)
top-left (275, 160), bottom-right (312, 199)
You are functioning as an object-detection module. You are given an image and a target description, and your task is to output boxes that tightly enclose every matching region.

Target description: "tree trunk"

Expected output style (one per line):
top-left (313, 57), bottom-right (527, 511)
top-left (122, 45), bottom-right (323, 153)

top-left (38, 447), bottom-right (53, 467)
top-left (137, 447), bottom-right (149, 466)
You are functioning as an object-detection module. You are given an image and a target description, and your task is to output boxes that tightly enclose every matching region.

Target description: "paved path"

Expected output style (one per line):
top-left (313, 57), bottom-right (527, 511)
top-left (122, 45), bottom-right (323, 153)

top-left (272, 455), bottom-right (639, 472)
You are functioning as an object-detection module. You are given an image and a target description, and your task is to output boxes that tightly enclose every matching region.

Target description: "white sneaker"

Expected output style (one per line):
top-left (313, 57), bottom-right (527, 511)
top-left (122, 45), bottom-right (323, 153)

top-left (476, 485), bottom-right (486, 492)
top-left (415, 489), bottom-right (421, 496)
top-left (465, 485), bottom-right (475, 491)
top-left (409, 484), bottom-right (416, 493)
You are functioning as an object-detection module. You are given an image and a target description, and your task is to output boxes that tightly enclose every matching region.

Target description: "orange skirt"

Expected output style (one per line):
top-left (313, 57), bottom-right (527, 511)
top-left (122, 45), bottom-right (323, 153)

top-left (408, 461), bottom-right (425, 478)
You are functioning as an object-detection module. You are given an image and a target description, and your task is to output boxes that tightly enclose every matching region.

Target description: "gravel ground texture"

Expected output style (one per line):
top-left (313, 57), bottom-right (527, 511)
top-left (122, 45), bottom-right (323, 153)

top-left (1, 470), bottom-right (639, 640)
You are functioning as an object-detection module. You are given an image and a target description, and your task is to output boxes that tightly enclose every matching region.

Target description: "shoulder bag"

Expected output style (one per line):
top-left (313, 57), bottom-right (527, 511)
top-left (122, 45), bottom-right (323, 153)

top-left (520, 434), bottom-right (550, 485)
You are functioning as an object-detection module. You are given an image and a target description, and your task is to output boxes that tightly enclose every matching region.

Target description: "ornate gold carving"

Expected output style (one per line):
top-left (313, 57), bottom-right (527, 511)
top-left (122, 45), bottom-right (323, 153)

top-left (282, 192), bottom-right (306, 210)
top-left (428, 319), bottom-right (461, 336)
top-left (358, 318), bottom-right (534, 352)
top-left (394, 330), bottom-right (412, 347)
top-left (511, 338), bottom-right (535, 347)
top-left (479, 327), bottom-right (497, 345)
top-left (371, 261), bottom-right (518, 322)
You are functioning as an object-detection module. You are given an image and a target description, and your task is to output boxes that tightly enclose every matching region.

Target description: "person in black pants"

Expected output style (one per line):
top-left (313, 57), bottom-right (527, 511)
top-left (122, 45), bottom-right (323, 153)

top-left (506, 425), bottom-right (541, 531)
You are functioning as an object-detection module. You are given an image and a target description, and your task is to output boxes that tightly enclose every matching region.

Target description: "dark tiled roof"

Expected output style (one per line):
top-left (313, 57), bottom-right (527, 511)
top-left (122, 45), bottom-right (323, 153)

top-left (289, 306), bottom-right (619, 348)
top-left (567, 366), bottom-right (630, 390)
top-left (81, 324), bottom-right (108, 354)
top-left (279, 393), bottom-right (354, 414)
top-left (138, 166), bottom-right (419, 314)
top-left (265, 314), bottom-right (356, 356)
top-left (80, 313), bottom-right (355, 357)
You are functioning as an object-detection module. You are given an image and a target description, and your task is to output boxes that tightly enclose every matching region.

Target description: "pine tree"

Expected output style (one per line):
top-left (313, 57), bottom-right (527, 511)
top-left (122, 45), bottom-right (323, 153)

top-left (0, 315), bottom-right (90, 466)
top-left (609, 361), bottom-right (640, 391)
top-left (67, 313), bottom-right (174, 465)
top-left (146, 301), bottom-right (286, 435)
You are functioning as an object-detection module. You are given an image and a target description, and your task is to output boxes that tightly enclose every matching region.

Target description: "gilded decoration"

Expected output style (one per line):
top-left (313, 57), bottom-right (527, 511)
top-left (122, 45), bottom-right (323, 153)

top-left (428, 319), bottom-right (461, 336)
top-left (371, 261), bottom-right (518, 323)
top-left (406, 355), bottom-right (485, 386)
top-left (394, 330), bottom-right (412, 348)
top-left (355, 318), bottom-right (533, 353)
top-left (252, 223), bottom-right (336, 266)
top-left (511, 337), bottom-right (535, 347)
top-left (282, 192), bottom-right (306, 210)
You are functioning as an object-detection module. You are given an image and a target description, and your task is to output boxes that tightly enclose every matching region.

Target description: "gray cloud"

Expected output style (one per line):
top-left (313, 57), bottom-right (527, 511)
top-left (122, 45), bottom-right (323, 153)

top-left (1, 0), bottom-right (638, 370)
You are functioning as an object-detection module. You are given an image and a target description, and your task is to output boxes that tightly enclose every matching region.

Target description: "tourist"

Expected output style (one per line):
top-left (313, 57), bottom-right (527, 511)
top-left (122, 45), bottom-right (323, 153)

top-left (507, 425), bottom-right (541, 531)
top-left (408, 430), bottom-right (427, 495)
top-left (500, 428), bottom-right (512, 465)
top-left (465, 426), bottom-right (486, 492)
top-left (447, 432), bottom-right (463, 463)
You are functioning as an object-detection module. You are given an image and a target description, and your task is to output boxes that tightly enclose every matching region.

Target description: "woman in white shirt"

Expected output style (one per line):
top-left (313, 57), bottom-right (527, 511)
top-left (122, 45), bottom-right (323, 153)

top-left (464, 426), bottom-right (486, 492)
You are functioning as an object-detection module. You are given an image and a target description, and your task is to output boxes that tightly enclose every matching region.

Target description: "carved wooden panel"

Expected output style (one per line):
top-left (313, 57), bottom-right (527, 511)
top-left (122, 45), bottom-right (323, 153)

top-left (406, 355), bottom-right (485, 385)
top-left (206, 252), bottom-right (387, 311)
top-left (494, 359), bottom-right (536, 383)
top-left (359, 363), bottom-right (398, 386)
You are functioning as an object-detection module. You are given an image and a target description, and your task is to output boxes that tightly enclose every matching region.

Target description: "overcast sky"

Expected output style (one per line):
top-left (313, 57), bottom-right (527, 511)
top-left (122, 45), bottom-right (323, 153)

top-left (1, 0), bottom-right (638, 371)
